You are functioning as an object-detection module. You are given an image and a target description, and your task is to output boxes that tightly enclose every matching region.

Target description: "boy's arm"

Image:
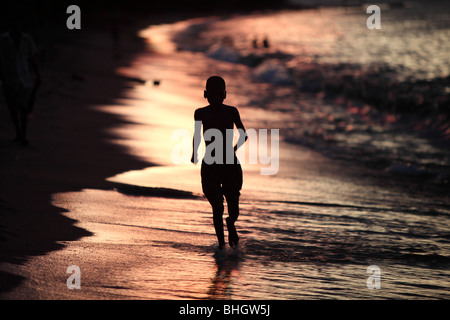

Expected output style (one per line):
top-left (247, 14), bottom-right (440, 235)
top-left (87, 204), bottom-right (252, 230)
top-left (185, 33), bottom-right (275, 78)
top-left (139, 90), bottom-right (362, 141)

top-left (233, 107), bottom-right (247, 152)
top-left (191, 110), bottom-right (202, 164)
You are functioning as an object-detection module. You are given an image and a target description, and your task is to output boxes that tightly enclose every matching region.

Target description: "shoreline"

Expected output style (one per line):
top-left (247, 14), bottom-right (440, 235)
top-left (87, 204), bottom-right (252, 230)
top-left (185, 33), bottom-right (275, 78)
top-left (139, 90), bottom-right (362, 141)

top-left (1, 4), bottom-right (448, 300)
top-left (0, 12), bottom-right (155, 296)
top-left (0, 5), bottom-right (293, 298)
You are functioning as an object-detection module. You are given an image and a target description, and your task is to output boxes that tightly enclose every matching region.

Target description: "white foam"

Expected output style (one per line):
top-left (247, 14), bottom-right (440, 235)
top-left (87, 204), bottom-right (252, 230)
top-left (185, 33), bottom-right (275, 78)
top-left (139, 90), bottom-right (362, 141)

top-left (212, 241), bottom-right (246, 262)
top-left (251, 59), bottom-right (293, 85)
top-left (206, 43), bottom-right (241, 63)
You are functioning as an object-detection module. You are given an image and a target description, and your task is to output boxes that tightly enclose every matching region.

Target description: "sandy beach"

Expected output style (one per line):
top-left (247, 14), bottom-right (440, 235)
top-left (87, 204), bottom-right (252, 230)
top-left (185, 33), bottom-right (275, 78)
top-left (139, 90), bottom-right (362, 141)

top-left (1, 1), bottom-right (449, 302)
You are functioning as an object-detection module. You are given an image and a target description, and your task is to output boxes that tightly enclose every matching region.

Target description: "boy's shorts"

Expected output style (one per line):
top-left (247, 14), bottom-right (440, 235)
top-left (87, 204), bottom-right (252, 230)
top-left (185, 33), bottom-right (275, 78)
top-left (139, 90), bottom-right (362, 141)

top-left (201, 162), bottom-right (243, 204)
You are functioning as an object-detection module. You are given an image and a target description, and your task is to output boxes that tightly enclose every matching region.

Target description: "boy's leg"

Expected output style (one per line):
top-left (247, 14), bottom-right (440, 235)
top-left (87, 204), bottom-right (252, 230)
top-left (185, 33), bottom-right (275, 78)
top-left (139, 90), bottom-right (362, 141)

top-left (225, 195), bottom-right (239, 247)
top-left (226, 194), bottom-right (240, 223)
top-left (223, 164), bottom-right (243, 247)
top-left (202, 164), bottom-right (226, 249)
top-left (211, 199), bottom-right (225, 249)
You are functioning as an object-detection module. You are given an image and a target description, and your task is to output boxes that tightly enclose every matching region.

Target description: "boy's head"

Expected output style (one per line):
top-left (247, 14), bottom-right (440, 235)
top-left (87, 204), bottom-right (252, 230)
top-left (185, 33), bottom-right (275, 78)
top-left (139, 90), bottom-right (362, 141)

top-left (204, 76), bottom-right (226, 106)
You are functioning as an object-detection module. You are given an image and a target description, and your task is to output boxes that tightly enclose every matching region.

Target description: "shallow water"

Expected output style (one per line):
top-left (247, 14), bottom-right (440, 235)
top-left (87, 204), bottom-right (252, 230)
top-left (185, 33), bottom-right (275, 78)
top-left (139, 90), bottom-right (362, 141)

top-left (200, 1), bottom-right (450, 81)
top-left (50, 4), bottom-right (450, 299)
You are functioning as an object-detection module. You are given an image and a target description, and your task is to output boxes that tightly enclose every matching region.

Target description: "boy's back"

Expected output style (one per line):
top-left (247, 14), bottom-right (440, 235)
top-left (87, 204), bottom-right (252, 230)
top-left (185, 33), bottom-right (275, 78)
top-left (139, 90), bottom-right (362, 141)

top-left (195, 104), bottom-right (242, 164)
top-left (195, 104), bottom-right (239, 134)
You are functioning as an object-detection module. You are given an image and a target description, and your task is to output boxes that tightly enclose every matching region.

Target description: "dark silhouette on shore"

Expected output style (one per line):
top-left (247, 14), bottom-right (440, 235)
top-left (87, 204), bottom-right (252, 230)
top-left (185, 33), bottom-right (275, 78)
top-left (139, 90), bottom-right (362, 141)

top-left (191, 76), bottom-right (247, 251)
top-left (0, 19), bottom-right (40, 146)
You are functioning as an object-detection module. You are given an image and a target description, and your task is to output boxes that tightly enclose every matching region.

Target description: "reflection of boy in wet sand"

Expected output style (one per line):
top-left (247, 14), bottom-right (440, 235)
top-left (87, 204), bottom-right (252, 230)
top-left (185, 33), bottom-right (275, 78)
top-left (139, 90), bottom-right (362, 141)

top-left (191, 76), bottom-right (247, 251)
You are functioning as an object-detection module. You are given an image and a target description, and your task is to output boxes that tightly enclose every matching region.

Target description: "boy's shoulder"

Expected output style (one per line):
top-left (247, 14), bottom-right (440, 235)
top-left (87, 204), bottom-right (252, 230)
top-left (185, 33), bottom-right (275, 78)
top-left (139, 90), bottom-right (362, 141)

top-left (223, 104), bottom-right (238, 112)
top-left (195, 105), bottom-right (210, 112)
top-left (194, 104), bottom-right (238, 114)
top-left (194, 105), bottom-right (209, 119)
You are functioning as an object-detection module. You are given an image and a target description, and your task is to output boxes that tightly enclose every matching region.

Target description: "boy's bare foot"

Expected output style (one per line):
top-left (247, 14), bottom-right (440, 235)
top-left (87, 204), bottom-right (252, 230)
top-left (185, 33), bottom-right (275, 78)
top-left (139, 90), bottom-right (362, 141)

top-left (226, 217), bottom-right (239, 247)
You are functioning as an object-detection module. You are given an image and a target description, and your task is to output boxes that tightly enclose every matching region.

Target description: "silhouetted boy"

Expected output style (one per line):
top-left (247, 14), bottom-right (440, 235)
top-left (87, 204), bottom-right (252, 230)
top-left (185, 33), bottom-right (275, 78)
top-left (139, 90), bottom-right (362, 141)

top-left (191, 76), bottom-right (247, 251)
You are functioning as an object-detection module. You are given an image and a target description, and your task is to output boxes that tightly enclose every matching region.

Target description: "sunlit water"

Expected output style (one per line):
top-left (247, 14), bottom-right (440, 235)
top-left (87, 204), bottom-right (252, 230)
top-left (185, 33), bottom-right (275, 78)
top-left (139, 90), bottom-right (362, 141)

top-left (52, 3), bottom-right (450, 299)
